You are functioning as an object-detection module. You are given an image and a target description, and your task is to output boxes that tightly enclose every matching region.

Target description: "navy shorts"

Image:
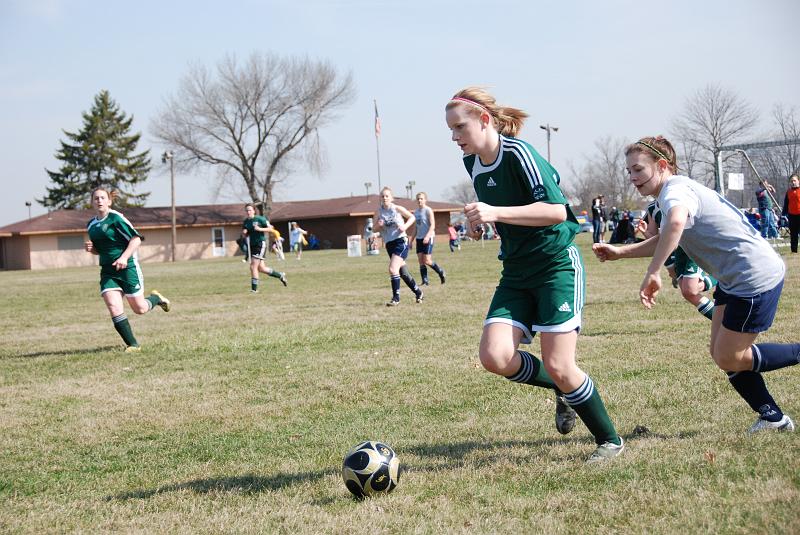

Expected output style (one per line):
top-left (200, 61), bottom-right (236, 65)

top-left (713, 279), bottom-right (783, 333)
top-left (415, 238), bottom-right (434, 255)
top-left (385, 238), bottom-right (409, 259)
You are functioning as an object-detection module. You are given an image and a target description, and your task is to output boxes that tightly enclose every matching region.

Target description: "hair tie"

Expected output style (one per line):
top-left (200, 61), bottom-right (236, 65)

top-left (449, 96), bottom-right (490, 115)
top-left (636, 140), bottom-right (671, 164)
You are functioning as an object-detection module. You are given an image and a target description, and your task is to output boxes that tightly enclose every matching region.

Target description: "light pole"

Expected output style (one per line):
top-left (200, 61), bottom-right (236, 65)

top-left (161, 151), bottom-right (176, 262)
top-left (407, 180), bottom-right (416, 198)
top-left (25, 201), bottom-right (32, 220)
top-left (364, 181), bottom-right (372, 198)
top-left (539, 123), bottom-right (559, 162)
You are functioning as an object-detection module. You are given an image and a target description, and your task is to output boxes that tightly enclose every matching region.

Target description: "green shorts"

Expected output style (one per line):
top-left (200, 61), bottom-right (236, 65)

top-left (100, 260), bottom-right (144, 297)
top-left (485, 244), bottom-right (585, 343)
top-left (673, 247), bottom-right (716, 290)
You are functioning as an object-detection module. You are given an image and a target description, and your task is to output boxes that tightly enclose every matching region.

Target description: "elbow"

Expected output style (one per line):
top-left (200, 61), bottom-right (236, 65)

top-left (553, 204), bottom-right (567, 224)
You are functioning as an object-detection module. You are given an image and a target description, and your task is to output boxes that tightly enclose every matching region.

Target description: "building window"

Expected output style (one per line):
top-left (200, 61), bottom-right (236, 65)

top-left (57, 235), bottom-right (85, 250)
top-left (212, 227), bottom-right (225, 257)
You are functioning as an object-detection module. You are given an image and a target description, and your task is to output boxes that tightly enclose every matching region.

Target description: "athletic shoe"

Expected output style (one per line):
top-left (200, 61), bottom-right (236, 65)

top-left (150, 290), bottom-right (171, 312)
top-left (416, 291), bottom-right (424, 303)
top-left (421, 280), bottom-right (430, 286)
top-left (748, 414), bottom-right (795, 434)
top-left (386, 299), bottom-right (400, 307)
top-left (586, 438), bottom-right (624, 463)
top-left (124, 345), bottom-right (141, 353)
top-left (279, 273), bottom-right (288, 287)
top-left (671, 277), bottom-right (679, 289)
top-left (250, 289), bottom-right (258, 294)
top-left (439, 270), bottom-right (446, 284)
top-left (555, 394), bottom-right (577, 435)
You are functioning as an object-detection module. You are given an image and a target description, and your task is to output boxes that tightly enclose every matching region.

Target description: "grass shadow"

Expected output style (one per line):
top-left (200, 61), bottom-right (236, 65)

top-left (2, 345), bottom-right (118, 360)
top-left (110, 468), bottom-right (337, 501)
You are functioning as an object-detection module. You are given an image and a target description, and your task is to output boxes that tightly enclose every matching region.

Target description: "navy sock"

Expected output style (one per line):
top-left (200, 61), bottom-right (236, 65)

top-left (399, 266), bottom-right (420, 295)
top-left (430, 263), bottom-right (443, 276)
top-left (390, 275), bottom-right (401, 301)
top-left (251, 277), bottom-right (259, 291)
top-left (506, 351), bottom-right (556, 389)
top-left (727, 371), bottom-right (783, 422)
top-left (751, 343), bottom-right (800, 373)
top-left (420, 265), bottom-right (428, 283)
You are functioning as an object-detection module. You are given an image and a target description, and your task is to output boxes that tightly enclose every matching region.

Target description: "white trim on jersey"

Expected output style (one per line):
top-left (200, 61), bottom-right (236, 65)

top-left (483, 317), bottom-right (534, 345)
top-left (109, 209), bottom-right (139, 240)
top-left (567, 245), bottom-right (584, 313)
top-left (502, 137), bottom-right (543, 189)
top-left (532, 313), bottom-right (582, 334)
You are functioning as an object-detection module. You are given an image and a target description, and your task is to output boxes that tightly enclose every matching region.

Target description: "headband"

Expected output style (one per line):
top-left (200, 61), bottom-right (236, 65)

top-left (449, 96), bottom-right (490, 115)
top-left (636, 140), bottom-right (672, 164)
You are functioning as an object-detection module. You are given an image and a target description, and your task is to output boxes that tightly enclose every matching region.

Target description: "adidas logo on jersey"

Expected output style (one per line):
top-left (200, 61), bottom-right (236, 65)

top-left (558, 302), bottom-right (571, 312)
top-left (486, 177), bottom-right (497, 187)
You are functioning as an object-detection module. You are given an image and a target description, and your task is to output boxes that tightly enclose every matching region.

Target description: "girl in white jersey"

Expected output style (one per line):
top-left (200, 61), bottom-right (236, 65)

top-left (373, 187), bottom-right (424, 306)
top-left (446, 87), bottom-right (623, 462)
top-left (594, 136), bottom-right (798, 433)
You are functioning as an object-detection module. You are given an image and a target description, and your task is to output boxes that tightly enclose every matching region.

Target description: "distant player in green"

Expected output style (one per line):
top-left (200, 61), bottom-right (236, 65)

top-left (243, 203), bottom-right (287, 293)
top-left (445, 87), bottom-right (623, 462)
top-left (641, 200), bottom-right (716, 320)
top-left (84, 187), bottom-right (170, 352)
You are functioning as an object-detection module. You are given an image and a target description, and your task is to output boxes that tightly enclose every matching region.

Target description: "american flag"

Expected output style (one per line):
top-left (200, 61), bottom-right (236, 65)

top-left (374, 100), bottom-right (381, 137)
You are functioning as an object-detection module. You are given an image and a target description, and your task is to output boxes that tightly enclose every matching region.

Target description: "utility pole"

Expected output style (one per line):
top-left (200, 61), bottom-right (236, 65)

top-left (161, 151), bottom-right (176, 262)
top-left (539, 123), bottom-right (559, 162)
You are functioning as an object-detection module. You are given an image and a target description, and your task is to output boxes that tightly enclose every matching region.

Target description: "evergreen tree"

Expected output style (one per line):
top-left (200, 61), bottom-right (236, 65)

top-left (39, 90), bottom-right (151, 209)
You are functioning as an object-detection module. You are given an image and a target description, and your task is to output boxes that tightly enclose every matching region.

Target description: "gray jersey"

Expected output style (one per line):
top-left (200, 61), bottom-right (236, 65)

top-left (378, 204), bottom-right (406, 243)
top-left (657, 175), bottom-right (785, 295)
top-left (414, 207), bottom-right (433, 239)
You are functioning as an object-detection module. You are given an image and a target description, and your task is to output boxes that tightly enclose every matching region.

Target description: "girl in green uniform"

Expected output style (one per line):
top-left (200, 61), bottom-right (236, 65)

top-left (242, 204), bottom-right (287, 293)
top-left (84, 187), bottom-right (170, 352)
top-left (445, 88), bottom-right (623, 462)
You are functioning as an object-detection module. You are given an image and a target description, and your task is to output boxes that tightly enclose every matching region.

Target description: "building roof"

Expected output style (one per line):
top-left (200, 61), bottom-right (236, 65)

top-left (0, 196), bottom-right (463, 236)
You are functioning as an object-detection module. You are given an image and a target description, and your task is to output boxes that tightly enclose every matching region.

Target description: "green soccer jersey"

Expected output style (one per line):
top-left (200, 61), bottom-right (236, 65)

top-left (243, 215), bottom-right (269, 245)
top-left (87, 210), bottom-right (142, 268)
top-left (463, 135), bottom-right (579, 263)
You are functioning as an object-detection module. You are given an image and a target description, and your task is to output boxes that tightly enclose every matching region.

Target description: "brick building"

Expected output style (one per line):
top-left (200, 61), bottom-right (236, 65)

top-left (0, 196), bottom-right (462, 270)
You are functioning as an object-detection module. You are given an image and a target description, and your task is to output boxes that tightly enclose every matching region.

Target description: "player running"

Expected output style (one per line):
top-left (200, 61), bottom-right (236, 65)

top-left (84, 187), bottom-right (170, 352)
top-left (409, 192), bottom-right (446, 286)
top-left (373, 186), bottom-right (424, 306)
top-left (445, 87), bottom-right (624, 462)
top-left (243, 204), bottom-right (287, 293)
top-left (594, 135), bottom-right (798, 433)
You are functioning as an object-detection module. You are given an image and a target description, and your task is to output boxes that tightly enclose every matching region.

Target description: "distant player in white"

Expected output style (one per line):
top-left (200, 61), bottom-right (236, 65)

top-left (594, 136), bottom-right (798, 433)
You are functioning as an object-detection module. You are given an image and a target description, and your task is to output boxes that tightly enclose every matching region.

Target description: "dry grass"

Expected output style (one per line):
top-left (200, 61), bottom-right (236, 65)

top-left (1, 233), bottom-right (798, 534)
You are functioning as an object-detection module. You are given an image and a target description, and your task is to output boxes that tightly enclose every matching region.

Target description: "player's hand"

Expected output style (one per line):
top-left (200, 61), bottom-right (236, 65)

top-left (423, 237), bottom-right (429, 245)
top-left (376, 219), bottom-right (385, 229)
top-left (84, 241), bottom-right (94, 253)
top-left (112, 256), bottom-right (128, 271)
top-left (592, 243), bottom-right (622, 262)
top-left (640, 271), bottom-right (661, 309)
top-left (636, 218), bottom-right (648, 235)
top-left (464, 202), bottom-right (498, 225)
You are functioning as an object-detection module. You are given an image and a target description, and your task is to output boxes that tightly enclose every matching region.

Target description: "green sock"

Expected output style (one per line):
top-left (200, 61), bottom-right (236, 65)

top-left (506, 351), bottom-right (557, 389)
top-left (251, 278), bottom-right (259, 291)
top-left (696, 297), bottom-right (714, 320)
top-left (145, 294), bottom-right (160, 311)
top-left (564, 375), bottom-right (620, 445)
top-left (268, 270), bottom-right (283, 280)
top-left (112, 314), bottom-right (138, 347)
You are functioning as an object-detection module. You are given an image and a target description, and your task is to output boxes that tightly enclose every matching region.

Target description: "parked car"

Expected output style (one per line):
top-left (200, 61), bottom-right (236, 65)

top-left (575, 214), bottom-right (592, 233)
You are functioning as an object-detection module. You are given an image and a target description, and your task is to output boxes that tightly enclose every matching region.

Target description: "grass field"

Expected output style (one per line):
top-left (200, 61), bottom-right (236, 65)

top-left (1, 233), bottom-right (798, 534)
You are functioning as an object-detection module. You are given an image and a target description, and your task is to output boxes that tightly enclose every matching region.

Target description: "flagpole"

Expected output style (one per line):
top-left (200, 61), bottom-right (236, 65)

top-left (374, 99), bottom-right (382, 191)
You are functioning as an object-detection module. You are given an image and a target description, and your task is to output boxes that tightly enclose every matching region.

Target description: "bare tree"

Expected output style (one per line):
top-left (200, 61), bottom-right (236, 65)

top-left (443, 178), bottom-right (477, 205)
top-left (671, 84), bottom-right (759, 189)
top-left (563, 136), bottom-right (638, 211)
top-left (151, 52), bottom-right (355, 215)
top-left (745, 104), bottom-right (800, 206)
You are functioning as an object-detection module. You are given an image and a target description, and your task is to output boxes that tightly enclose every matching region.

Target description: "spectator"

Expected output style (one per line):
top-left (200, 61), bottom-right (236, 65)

top-left (599, 195), bottom-right (608, 243)
top-left (610, 206), bottom-right (620, 233)
top-left (447, 224), bottom-right (460, 252)
top-left (591, 197), bottom-right (603, 243)
top-left (782, 174), bottom-right (800, 253)
top-left (744, 208), bottom-right (761, 232)
top-left (756, 180), bottom-right (779, 239)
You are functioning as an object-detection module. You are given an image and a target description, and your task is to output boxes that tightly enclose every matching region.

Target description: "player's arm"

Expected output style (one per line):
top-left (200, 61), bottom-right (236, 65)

top-left (395, 205), bottom-right (415, 232)
top-left (639, 206), bottom-right (688, 309)
top-left (593, 234), bottom-right (660, 262)
top-left (464, 201), bottom-right (566, 228)
top-left (424, 207), bottom-right (436, 242)
top-left (84, 239), bottom-right (99, 255)
top-left (112, 236), bottom-right (142, 271)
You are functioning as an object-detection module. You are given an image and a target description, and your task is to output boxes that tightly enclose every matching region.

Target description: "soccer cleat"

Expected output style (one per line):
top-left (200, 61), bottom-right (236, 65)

top-left (124, 345), bottom-right (141, 353)
top-left (748, 414), bottom-right (795, 434)
top-left (439, 270), bottom-right (446, 284)
top-left (150, 290), bottom-right (171, 312)
top-left (386, 299), bottom-right (400, 307)
top-left (555, 394), bottom-right (577, 435)
top-left (586, 438), bottom-right (624, 463)
top-left (421, 280), bottom-right (430, 286)
top-left (279, 273), bottom-right (288, 287)
top-left (416, 291), bottom-right (424, 303)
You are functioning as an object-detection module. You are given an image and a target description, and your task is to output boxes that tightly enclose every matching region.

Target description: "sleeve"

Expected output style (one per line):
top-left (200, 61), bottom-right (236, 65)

top-left (112, 213), bottom-right (142, 242)
top-left (660, 184), bottom-right (700, 229)
top-left (783, 193), bottom-right (789, 216)
top-left (509, 143), bottom-right (567, 205)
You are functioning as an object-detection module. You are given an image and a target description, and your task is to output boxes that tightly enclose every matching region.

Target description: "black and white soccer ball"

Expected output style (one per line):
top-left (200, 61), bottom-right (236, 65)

top-left (341, 441), bottom-right (400, 498)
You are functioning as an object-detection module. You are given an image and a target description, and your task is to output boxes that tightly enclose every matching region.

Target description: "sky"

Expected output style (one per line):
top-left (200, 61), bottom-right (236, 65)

top-left (0, 0), bottom-right (798, 226)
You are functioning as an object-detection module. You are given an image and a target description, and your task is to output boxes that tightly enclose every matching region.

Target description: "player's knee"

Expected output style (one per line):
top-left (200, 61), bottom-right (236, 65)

top-left (478, 345), bottom-right (515, 375)
top-left (711, 348), bottom-right (749, 372)
top-left (542, 358), bottom-right (576, 385)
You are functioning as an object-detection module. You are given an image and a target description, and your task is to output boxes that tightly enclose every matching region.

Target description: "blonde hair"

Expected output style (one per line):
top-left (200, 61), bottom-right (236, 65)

top-left (445, 87), bottom-right (529, 138)
top-left (416, 191), bottom-right (427, 200)
top-left (624, 136), bottom-right (679, 174)
top-left (91, 186), bottom-right (117, 203)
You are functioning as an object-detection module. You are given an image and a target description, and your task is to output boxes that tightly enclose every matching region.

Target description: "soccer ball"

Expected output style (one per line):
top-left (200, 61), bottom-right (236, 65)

top-left (341, 441), bottom-right (400, 498)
